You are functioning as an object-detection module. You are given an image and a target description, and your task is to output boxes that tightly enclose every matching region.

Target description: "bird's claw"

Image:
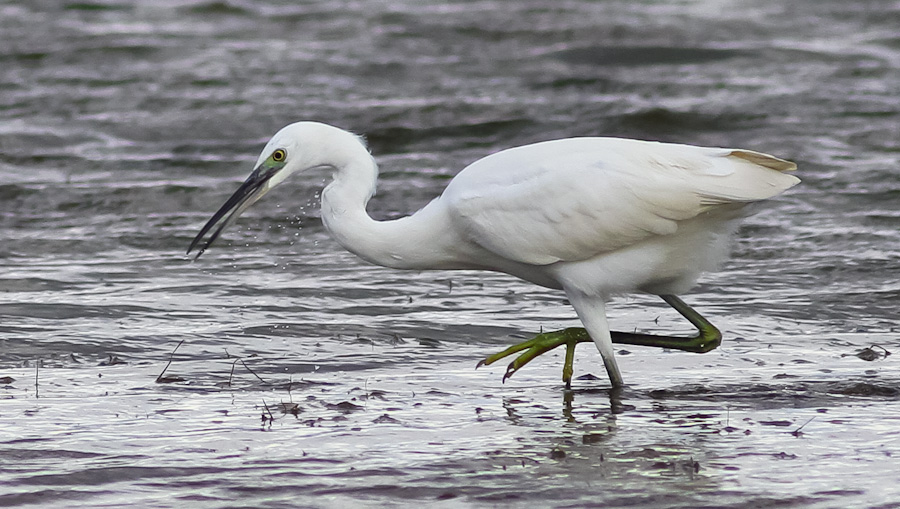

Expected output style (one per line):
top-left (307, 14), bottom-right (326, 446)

top-left (502, 363), bottom-right (517, 384)
top-left (501, 357), bottom-right (528, 384)
top-left (477, 328), bottom-right (591, 386)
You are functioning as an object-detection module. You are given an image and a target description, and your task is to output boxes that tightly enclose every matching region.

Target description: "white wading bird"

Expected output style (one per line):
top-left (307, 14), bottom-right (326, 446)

top-left (188, 122), bottom-right (799, 388)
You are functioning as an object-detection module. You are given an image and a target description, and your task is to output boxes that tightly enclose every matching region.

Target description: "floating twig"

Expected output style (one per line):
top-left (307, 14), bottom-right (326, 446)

top-left (156, 339), bottom-right (186, 383)
top-left (792, 416), bottom-right (816, 437)
top-left (261, 399), bottom-right (275, 425)
top-left (226, 357), bottom-right (239, 387)
top-left (240, 359), bottom-right (266, 383)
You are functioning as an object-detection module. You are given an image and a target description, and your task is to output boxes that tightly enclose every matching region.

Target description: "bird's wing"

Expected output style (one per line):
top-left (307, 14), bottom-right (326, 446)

top-left (442, 137), bottom-right (798, 265)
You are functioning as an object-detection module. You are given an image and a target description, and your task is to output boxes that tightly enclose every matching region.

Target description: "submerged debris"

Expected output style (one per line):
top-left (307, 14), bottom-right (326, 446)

top-left (833, 382), bottom-right (900, 397)
top-left (549, 447), bottom-right (566, 460)
top-left (327, 401), bottom-right (364, 413)
top-left (582, 433), bottom-right (607, 444)
top-left (372, 413), bottom-right (400, 424)
top-left (851, 345), bottom-right (892, 361)
top-left (99, 355), bottom-right (126, 366)
top-left (278, 402), bottom-right (300, 416)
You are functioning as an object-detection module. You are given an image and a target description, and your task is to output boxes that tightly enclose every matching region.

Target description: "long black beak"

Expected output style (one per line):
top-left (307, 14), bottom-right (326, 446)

top-left (187, 164), bottom-right (278, 259)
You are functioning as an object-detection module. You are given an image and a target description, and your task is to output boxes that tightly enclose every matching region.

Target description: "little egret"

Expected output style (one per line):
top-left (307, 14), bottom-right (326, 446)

top-left (188, 122), bottom-right (799, 388)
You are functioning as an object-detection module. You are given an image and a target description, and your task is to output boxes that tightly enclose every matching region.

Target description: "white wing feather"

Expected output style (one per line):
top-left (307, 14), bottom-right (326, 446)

top-left (443, 138), bottom-right (798, 266)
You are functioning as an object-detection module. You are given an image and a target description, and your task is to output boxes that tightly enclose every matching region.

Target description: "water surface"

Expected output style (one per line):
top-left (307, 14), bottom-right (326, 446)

top-left (1, 1), bottom-right (899, 507)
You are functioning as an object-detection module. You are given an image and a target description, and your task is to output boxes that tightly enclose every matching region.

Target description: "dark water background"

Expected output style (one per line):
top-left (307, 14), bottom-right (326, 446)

top-left (1, 1), bottom-right (899, 507)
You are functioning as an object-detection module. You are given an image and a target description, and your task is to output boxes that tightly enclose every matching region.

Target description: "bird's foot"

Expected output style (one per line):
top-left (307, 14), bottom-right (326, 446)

top-left (476, 327), bottom-right (593, 389)
top-left (476, 296), bottom-right (721, 388)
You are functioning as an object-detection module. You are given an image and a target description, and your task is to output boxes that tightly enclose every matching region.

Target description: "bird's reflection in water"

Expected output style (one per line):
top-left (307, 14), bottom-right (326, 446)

top-left (497, 384), bottom-right (631, 431)
top-left (563, 385), bottom-right (632, 421)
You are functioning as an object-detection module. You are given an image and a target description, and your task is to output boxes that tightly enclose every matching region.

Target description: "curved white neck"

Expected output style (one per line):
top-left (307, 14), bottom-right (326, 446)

top-left (319, 153), bottom-right (465, 270)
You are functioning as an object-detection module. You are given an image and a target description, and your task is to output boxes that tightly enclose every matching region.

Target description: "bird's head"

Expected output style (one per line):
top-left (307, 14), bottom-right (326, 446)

top-left (187, 122), bottom-right (365, 259)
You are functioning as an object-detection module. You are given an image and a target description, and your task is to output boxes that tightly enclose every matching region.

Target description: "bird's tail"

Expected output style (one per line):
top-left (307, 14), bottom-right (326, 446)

top-left (697, 149), bottom-right (800, 208)
top-left (727, 149), bottom-right (797, 173)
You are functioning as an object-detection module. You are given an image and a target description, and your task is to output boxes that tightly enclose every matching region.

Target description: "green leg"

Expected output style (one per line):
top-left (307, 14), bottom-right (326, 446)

top-left (611, 295), bottom-right (722, 353)
top-left (477, 295), bottom-right (722, 388)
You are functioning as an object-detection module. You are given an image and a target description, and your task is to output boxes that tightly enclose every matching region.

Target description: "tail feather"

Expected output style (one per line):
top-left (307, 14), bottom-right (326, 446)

top-left (728, 149), bottom-right (798, 173)
top-left (694, 149), bottom-right (800, 208)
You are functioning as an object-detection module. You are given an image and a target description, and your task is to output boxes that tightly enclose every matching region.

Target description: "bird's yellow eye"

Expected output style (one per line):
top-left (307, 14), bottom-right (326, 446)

top-left (271, 149), bottom-right (286, 162)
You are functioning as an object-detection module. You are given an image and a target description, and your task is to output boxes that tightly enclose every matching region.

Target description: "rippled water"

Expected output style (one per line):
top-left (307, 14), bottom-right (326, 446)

top-left (2, 1), bottom-right (899, 507)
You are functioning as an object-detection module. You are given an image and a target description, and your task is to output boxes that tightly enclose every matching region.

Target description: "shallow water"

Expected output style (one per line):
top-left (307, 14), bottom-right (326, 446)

top-left (1, 0), bottom-right (899, 507)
